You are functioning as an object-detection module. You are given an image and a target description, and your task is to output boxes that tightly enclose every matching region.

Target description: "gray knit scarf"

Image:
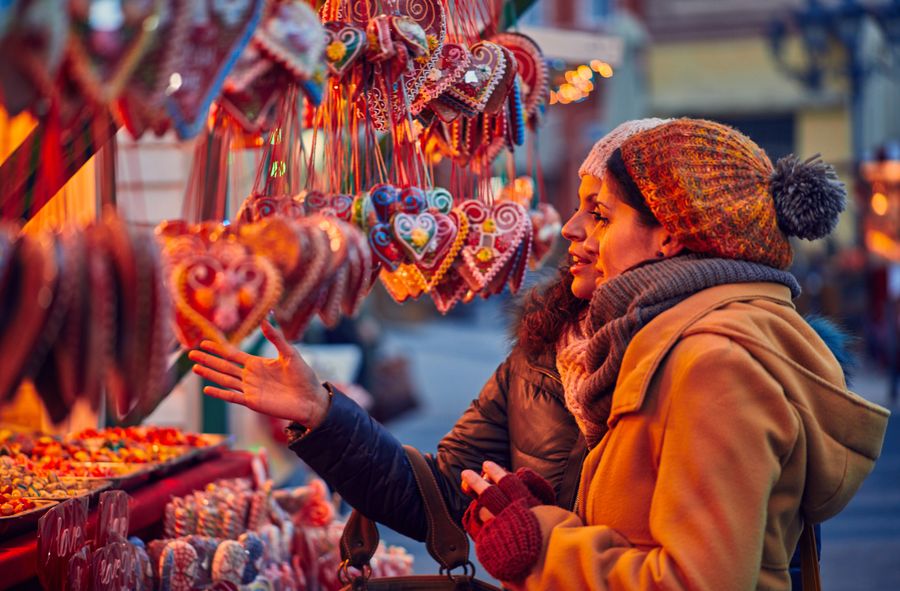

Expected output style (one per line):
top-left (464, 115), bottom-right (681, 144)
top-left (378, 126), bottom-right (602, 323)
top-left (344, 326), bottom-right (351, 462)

top-left (559, 254), bottom-right (801, 448)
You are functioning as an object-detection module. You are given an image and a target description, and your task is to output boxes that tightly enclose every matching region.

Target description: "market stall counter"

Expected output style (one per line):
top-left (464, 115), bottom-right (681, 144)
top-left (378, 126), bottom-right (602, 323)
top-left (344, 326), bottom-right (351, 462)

top-left (0, 449), bottom-right (254, 589)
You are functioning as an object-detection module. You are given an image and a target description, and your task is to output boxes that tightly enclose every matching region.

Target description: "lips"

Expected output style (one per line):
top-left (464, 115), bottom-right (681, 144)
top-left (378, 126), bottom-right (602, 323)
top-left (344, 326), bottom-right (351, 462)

top-left (568, 251), bottom-right (593, 270)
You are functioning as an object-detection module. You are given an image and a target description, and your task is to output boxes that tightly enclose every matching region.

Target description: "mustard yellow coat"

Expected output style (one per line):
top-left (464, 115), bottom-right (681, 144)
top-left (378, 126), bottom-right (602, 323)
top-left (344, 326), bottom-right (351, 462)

top-left (513, 282), bottom-right (889, 590)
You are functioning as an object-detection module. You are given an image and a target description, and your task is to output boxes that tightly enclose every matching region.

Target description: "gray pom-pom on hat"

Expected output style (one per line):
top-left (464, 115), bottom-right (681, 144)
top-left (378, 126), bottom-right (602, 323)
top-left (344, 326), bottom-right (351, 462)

top-left (770, 154), bottom-right (846, 240)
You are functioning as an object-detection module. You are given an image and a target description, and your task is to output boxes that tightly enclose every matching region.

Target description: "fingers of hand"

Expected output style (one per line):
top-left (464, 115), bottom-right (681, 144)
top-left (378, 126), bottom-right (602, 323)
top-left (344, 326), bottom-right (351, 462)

top-left (262, 320), bottom-right (296, 359)
top-left (482, 461), bottom-right (509, 484)
top-left (202, 385), bottom-right (246, 405)
top-left (188, 350), bottom-right (243, 380)
top-left (192, 364), bottom-right (244, 392)
top-left (461, 470), bottom-right (491, 496)
top-left (199, 339), bottom-right (251, 366)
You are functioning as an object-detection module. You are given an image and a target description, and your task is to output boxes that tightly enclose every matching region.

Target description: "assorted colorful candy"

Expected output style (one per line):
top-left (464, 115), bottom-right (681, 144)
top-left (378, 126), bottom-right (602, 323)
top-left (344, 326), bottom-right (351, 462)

top-left (0, 493), bottom-right (38, 516)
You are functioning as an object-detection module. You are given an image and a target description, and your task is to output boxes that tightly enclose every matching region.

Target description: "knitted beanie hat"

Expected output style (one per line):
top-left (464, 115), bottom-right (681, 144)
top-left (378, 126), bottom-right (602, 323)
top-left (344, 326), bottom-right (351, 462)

top-left (578, 118), bottom-right (671, 179)
top-left (611, 118), bottom-right (846, 269)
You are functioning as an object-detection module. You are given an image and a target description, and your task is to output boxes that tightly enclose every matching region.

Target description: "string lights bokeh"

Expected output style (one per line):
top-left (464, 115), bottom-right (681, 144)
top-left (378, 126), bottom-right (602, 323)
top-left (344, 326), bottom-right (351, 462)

top-left (549, 59), bottom-right (614, 105)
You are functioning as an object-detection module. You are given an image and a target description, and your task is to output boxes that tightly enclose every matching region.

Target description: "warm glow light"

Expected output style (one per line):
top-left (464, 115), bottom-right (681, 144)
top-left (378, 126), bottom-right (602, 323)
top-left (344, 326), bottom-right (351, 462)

top-left (872, 192), bottom-right (890, 216)
top-left (549, 90), bottom-right (558, 104)
top-left (564, 70), bottom-right (577, 84)
top-left (577, 65), bottom-right (592, 80)
top-left (590, 59), bottom-right (604, 71)
top-left (598, 63), bottom-right (614, 78)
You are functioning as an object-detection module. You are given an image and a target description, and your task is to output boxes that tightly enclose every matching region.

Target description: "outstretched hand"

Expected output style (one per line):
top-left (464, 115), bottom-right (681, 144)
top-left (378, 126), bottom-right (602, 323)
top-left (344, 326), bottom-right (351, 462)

top-left (188, 320), bottom-right (331, 429)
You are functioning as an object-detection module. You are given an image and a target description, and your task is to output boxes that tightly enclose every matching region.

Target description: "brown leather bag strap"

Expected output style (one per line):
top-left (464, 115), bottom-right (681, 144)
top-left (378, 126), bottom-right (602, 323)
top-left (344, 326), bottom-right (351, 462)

top-left (402, 445), bottom-right (471, 571)
top-left (340, 506), bottom-right (380, 571)
top-left (800, 521), bottom-right (822, 591)
top-left (339, 446), bottom-right (471, 572)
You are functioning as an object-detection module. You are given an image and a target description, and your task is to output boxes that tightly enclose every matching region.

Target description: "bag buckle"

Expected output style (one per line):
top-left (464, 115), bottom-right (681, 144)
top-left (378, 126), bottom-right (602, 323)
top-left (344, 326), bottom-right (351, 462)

top-left (338, 559), bottom-right (373, 585)
top-left (439, 561), bottom-right (476, 581)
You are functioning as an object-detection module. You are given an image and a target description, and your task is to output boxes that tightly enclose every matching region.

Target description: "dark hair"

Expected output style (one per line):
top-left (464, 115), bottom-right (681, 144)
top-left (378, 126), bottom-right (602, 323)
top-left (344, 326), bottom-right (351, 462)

top-left (515, 266), bottom-right (589, 360)
top-left (606, 148), bottom-right (659, 227)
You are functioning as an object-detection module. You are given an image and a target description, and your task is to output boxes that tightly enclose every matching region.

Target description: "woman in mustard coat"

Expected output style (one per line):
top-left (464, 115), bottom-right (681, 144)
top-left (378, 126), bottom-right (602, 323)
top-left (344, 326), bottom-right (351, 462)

top-left (461, 118), bottom-right (891, 590)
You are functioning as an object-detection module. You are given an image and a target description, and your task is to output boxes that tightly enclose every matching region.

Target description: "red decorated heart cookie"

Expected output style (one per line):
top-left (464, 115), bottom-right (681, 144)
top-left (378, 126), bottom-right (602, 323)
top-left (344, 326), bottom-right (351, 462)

top-left (457, 199), bottom-right (529, 292)
top-left (440, 41), bottom-right (506, 115)
top-left (413, 42), bottom-right (470, 114)
top-left (172, 244), bottom-right (282, 349)
top-left (491, 32), bottom-right (548, 124)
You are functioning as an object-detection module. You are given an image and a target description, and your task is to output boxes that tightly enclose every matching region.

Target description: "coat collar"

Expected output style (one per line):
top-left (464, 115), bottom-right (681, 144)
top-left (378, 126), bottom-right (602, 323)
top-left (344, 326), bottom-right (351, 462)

top-left (608, 282), bottom-right (796, 423)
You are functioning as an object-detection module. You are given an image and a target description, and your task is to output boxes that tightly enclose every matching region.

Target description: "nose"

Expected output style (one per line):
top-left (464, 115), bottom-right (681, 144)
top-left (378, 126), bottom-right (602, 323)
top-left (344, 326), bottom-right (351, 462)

top-left (562, 210), bottom-right (587, 243)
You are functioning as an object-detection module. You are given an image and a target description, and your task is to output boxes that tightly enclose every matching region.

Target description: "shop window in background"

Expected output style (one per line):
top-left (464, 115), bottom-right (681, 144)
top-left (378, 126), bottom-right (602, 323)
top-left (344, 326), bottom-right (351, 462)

top-left (712, 114), bottom-right (796, 162)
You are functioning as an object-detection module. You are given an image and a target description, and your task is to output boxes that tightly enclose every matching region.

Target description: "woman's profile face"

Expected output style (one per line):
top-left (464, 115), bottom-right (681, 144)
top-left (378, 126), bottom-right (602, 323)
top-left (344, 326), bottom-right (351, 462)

top-left (561, 176), bottom-right (604, 300)
top-left (582, 174), bottom-right (669, 287)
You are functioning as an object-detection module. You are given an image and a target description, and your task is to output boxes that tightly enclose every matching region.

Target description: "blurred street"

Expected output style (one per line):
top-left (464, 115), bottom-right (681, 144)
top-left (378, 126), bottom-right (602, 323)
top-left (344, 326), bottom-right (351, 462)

top-left (374, 300), bottom-right (900, 591)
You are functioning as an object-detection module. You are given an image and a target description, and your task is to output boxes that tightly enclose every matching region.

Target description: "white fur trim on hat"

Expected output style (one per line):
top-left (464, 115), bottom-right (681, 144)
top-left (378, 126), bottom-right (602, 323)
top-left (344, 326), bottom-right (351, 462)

top-left (578, 118), bottom-right (672, 179)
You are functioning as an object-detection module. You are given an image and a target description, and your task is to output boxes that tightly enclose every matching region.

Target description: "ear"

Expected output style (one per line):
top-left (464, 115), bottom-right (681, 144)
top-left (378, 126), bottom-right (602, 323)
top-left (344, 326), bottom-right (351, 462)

top-left (658, 232), bottom-right (686, 258)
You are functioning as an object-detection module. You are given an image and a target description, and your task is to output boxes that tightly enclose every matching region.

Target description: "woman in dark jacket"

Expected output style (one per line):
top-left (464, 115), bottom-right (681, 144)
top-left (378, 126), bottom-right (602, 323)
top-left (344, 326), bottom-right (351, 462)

top-left (188, 119), bottom-right (674, 542)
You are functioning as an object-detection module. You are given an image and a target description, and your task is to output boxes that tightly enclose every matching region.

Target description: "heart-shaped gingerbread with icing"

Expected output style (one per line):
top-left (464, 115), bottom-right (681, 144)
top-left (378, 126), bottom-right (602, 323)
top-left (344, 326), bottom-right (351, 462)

top-left (322, 21), bottom-right (366, 78)
top-left (413, 43), bottom-right (471, 114)
top-left (171, 247), bottom-right (282, 348)
top-left (392, 213), bottom-right (438, 262)
top-left (457, 199), bottom-right (529, 292)
top-left (303, 192), bottom-right (354, 221)
top-left (441, 41), bottom-right (506, 115)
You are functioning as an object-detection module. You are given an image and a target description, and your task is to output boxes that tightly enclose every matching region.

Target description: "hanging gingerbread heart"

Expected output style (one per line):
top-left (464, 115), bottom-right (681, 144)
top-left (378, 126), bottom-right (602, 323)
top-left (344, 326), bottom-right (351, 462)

top-left (366, 15), bottom-right (396, 63)
top-left (457, 199), bottom-right (529, 292)
top-left (363, 0), bottom-right (446, 130)
top-left (237, 217), bottom-right (303, 284)
top-left (236, 193), bottom-right (305, 223)
top-left (368, 222), bottom-right (402, 271)
top-left (398, 186), bottom-right (427, 214)
top-left (303, 192), bottom-right (354, 221)
top-left (425, 186), bottom-right (454, 214)
top-left (392, 212), bottom-right (438, 263)
top-left (322, 21), bottom-right (365, 78)
top-left (273, 221), bottom-right (331, 340)
top-left (491, 32), bottom-right (548, 124)
top-left (165, 0), bottom-right (265, 139)
top-left (412, 42), bottom-right (470, 114)
top-left (340, 221), bottom-right (373, 316)
top-left (171, 244), bottom-right (282, 348)
top-left (118, 0), bottom-right (191, 139)
top-left (440, 41), bottom-right (506, 115)
top-left (369, 183), bottom-right (401, 222)
top-left (485, 46), bottom-right (518, 115)
top-left (254, 0), bottom-right (326, 82)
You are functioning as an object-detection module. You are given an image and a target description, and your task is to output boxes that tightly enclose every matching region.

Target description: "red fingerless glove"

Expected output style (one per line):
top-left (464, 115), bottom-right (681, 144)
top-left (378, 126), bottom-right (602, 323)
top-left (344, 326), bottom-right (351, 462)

top-left (463, 468), bottom-right (555, 583)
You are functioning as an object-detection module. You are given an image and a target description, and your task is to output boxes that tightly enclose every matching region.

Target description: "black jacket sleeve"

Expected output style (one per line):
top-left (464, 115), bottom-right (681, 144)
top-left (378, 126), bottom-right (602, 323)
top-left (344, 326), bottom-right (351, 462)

top-left (287, 356), bottom-right (514, 541)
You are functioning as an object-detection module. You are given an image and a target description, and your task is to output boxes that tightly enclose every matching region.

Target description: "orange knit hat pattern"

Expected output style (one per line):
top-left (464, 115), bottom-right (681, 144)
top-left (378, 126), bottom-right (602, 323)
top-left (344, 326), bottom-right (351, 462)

top-left (614, 118), bottom-right (846, 270)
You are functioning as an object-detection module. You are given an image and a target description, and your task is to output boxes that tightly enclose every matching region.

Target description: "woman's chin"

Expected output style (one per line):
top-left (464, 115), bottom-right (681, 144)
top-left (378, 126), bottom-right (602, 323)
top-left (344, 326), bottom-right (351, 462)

top-left (569, 276), bottom-right (595, 300)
